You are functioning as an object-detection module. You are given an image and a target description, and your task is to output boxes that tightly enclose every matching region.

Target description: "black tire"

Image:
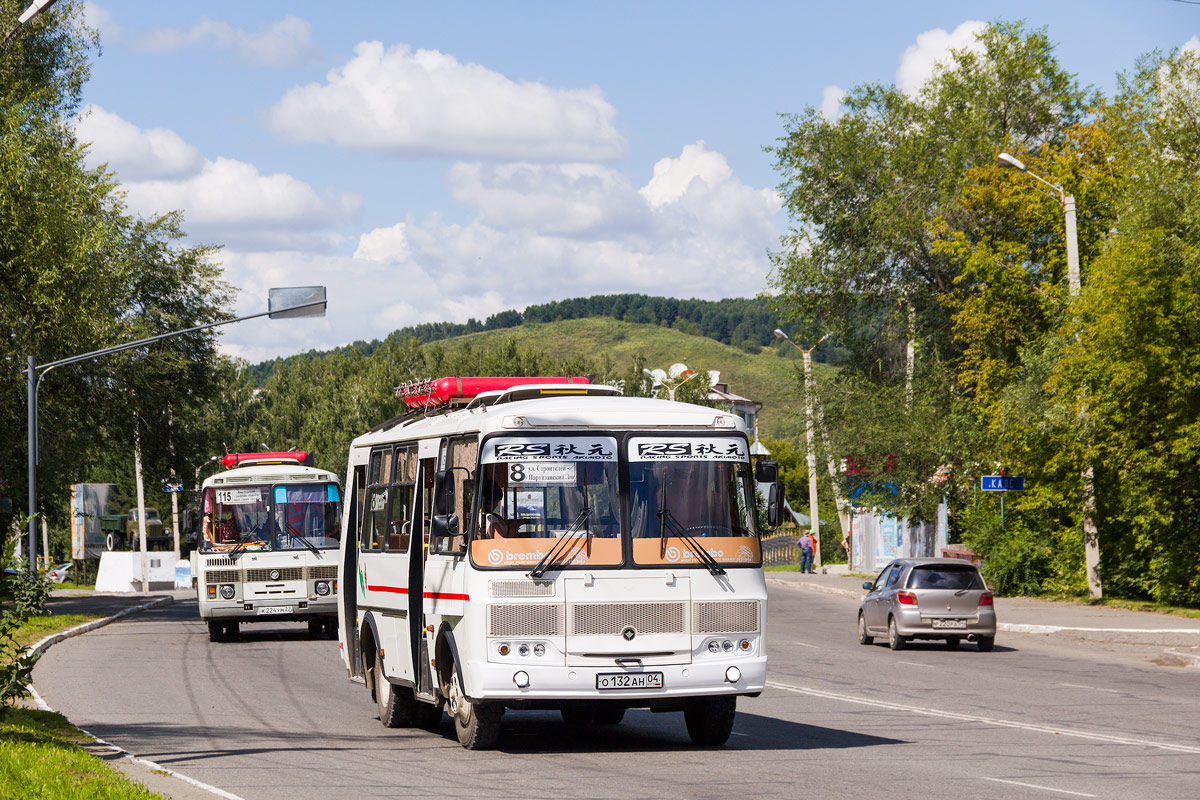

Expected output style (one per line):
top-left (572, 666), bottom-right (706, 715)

top-left (416, 700), bottom-right (443, 731)
top-left (561, 705), bottom-right (592, 725)
top-left (592, 705), bottom-right (625, 725)
top-left (374, 653), bottom-right (416, 728)
top-left (857, 613), bottom-right (873, 645)
top-left (106, 533), bottom-right (118, 552)
top-left (307, 619), bottom-right (323, 637)
top-left (945, 637), bottom-right (961, 649)
top-left (976, 636), bottom-right (995, 652)
top-left (684, 695), bottom-right (737, 746)
top-left (207, 621), bottom-right (223, 642)
top-left (444, 660), bottom-right (501, 749)
top-left (887, 617), bottom-right (906, 651)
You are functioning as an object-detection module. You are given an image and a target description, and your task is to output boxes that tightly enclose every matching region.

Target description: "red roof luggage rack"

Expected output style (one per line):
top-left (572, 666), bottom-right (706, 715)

top-left (394, 376), bottom-right (591, 409)
top-left (221, 451), bottom-right (314, 468)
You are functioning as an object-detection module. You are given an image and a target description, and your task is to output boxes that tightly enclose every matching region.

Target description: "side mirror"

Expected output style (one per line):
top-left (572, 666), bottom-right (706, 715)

top-left (766, 483), bottom-right (783, 528)
top-left (755, 460), bottom-right (779, 483)
top-left (430, 514), bottom-right (460, 552)
top-left (862, 582), bottom-right (874, 590)
top-left (433, 469), bottom-right (456, 515)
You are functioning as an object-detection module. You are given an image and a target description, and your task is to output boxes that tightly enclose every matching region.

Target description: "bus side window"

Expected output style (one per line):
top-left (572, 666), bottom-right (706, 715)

top-left (362, 446), bottom-right (391, 552)
top-left (387, 445), bottom-right (417, 553)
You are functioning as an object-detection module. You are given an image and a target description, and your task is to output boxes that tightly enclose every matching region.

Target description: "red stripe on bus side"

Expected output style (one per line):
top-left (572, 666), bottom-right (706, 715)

top-left (366, 584), bottom-right (408, 594)
top-left (424, 592), bottom-right (470, 601)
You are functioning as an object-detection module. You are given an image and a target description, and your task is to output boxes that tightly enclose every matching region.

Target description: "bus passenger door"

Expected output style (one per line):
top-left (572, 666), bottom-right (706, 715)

top-left (340, 459), bottom-right (366, 677)
top-left (410, 451), bottom-right (437, 699)
top-left (425, 436), bottom-right (475, 679)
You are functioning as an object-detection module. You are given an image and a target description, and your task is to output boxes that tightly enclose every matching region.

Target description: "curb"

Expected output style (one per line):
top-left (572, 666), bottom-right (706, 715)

top-left (27, 595), bottom-right (247, 800)
top-left (1159, 648), bottom-right (1200, 669)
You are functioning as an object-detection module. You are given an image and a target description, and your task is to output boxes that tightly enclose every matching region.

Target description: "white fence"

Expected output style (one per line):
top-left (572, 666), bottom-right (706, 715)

top-left (848, 503), bottom-right (948, 574)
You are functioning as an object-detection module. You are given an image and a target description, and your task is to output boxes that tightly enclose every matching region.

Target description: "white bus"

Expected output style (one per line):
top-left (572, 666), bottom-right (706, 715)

top-left (193, 451), bottom-right (343, 642)
top-left (337, 377), bottom-right (781, 749)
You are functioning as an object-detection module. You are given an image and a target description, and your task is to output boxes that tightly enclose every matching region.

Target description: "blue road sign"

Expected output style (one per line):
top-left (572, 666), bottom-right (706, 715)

top-left (981, 475), bottom-right (1025, 491)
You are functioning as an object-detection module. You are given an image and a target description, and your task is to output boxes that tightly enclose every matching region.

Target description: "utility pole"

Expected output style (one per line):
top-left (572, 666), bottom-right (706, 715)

top-left (775, 329), bottom-right (829, 569)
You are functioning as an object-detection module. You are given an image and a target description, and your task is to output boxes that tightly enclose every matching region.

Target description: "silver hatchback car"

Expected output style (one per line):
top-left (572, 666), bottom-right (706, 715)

top-left (857, 558), bottom-right (997, 651)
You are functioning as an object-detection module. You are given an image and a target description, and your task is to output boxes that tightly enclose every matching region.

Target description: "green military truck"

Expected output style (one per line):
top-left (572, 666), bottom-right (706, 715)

top-left (100, 508), bottom-right (171, 551)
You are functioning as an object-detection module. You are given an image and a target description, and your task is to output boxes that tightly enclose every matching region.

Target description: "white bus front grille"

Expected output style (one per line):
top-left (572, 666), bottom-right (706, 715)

top-left (489, 604), bottom-right (562, 637)
top-left (205, 570), bottom-right (239, 585)
top-left (307, 565), bottom-right (337, 580)
top-left (204, 557), bottom-right (238, 567)
top-left (246, 567), bottom-right (303, 582)
top-left (693, 601), bottom-right (759, 634)
top-left (570, 602), bottom-right (686, 636)
top-left (489, 580), bottom-right (555, 598)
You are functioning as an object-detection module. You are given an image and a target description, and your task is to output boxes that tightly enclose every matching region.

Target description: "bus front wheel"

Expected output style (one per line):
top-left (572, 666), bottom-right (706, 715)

top-left (374, 652), bottom-right (416, 728)
top-left (684, 695), bottom-right (737, 746)
top-left (444, 660), bottom-right (501, 750)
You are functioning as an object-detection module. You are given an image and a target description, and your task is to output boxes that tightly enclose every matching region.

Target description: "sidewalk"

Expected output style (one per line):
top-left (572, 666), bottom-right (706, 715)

top-left (766, 565), bottom-right (1200, 667)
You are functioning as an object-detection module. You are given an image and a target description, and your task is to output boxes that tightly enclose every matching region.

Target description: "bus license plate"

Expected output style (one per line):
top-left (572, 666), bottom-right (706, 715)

top-left (932, 618), bottom-right (967, 629)
top-left (596, 672), bottom-right (663, 690)
top-left (257, 606), bottom-right (292, 615)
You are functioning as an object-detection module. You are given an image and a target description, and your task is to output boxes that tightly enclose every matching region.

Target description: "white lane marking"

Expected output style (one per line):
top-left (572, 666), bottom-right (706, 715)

top-left (730, 732), bottom-right (749, 737)
top-left (1002, 623), bottom-right (1200, 634)
top-left (766, 680), bottom-right (1200, 754)
top-left (791, 641), bottom-right (820, 649)
top-left (982, 777), bottom-right (1097, 797)
top-left (895, 661), bottom-right (933, 668)
top-left (1058, 683), bottom-right (1121, 694)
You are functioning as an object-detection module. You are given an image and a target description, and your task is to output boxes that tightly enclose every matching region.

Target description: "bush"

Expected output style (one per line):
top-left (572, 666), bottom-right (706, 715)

top-left (960, 505), bottom-right (1053, 595)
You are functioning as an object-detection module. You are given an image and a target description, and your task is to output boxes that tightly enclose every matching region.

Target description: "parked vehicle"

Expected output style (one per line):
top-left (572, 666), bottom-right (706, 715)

top-left (46, 563), bottom-right (73, 584)
top-left (100, 508), bottom-right (170, 551)
top-left (857, 558), bottom-right (996, 651)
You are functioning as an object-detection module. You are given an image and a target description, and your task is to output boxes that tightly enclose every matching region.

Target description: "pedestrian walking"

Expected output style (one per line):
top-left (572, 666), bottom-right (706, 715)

top-left (799, 529), bottom-right (815, 574)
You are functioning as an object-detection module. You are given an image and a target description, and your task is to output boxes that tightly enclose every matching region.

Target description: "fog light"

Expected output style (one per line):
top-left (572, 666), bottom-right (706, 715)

top-left (725, 666), bottom-right (741, 683)
top-left (314, 581), bottom-right (330, 596)
top-left (220, 584), bottom-right (235, 600)
top-left (513, 670), bottom-right (530, 688)
top-left (739, 638), bottom-right (751, 652)
top-left (497, 642), bottom-right (510, 656)
top-left (533, 643), bottom-right (545, 657)
top-left (707, 640), bottom-right (721, 654)
top-left (722, 639), bottom-right (734, 653)
top-left (518, 643), bottom-right (530, 657)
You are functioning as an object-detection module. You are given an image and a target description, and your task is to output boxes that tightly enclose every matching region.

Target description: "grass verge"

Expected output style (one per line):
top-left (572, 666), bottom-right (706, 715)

top-left (14, 614), bottom-right (103, 649)
top-left (0, 708), bottom-right (163, 799)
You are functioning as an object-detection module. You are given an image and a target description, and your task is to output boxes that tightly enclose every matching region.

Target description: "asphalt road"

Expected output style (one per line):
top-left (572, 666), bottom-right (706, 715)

top-left (33, 585), bottom-right (1200, 800)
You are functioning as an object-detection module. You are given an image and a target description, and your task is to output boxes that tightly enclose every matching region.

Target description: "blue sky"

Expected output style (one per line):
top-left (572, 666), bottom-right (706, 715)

top-left (73, 1), bottom-right (1198, 362)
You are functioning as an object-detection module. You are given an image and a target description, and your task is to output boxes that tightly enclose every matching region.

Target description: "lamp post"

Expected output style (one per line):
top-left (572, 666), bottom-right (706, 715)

top-left (774, 328), bottom-right (829, 569)
top-left (0, 0), bottom-right (57, 51)
top-left (25, 286), bottom-right (327, 577)
top-left (999, 151), bottom-right (1099, 599)
top-left (643, 366), bottom-right (699, 402)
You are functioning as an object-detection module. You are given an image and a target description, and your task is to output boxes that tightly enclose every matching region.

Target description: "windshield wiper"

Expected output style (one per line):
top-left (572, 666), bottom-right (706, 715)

top-left (285, 528), bottom-right (321, 556)
top-left (229, 535), bottom-right (249, 562)
top-left (657, 509), bottom-right (727, 577)
top-left (528, 506), bottom-right (591, 579)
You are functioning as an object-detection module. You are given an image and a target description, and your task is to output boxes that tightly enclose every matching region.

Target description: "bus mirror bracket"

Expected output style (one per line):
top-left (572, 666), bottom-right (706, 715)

top-left (755, 460), bottom-right (779, 483)
top-left (431, 514), bottom-right (460, 553)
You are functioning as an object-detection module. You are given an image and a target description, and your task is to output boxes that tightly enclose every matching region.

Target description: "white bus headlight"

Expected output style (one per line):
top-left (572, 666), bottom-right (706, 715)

top-left (533, 643), bottom-right (545, 657)
top-left (219, 585), bottom-right (235, 600)
top-left (722, 639), bottom-right (734, 653)
top-left (518, 643), bottom-right (530, 657)
top-left (314, 581), bottom-right (330, 596)
top-left (707, 640), bottom-right (721, 654)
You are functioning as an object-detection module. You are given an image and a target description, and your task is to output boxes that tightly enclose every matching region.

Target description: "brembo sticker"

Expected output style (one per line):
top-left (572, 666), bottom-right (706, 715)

top-left (629, 438), bottom-right (748, 462)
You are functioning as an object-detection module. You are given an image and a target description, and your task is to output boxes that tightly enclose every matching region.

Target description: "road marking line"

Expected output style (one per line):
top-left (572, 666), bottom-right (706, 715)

top-left (1058, 683), bottom-right (1121, 694)
top-left (766, 680), bottom-right (1200, 754)
top-left (895, 661), bottom-right (933, 668)
top-left (982, 777), bottom-right (1097, 797)
top-left (730, 732), bottom-right (749, 736)
top-left (1001, 623), bottom-right (1200, 634)
top-left (791, 641), bottom-right (820, 648)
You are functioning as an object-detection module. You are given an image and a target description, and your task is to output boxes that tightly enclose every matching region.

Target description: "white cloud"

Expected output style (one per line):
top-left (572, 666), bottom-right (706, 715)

top-left (104, 10), bottom-right (320, 66)
top-left (819, 85), bottom-right (846, 119)
top-left (74, 108), bottom-right (360, 249)
top-left (640, 142), bottom-right (734, 208)
top-left (1184, 36), bottom-right (1200, 56)
top-left (76, 104), bottom-right (203, 180)
top-left (268, 42), bottom-right (625, 161)
top-left (896, 21), bottom-right (986, 95)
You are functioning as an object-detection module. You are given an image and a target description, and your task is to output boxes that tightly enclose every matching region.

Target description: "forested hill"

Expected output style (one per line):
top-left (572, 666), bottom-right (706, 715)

top-left (247, 294), bottom-right (782, 385)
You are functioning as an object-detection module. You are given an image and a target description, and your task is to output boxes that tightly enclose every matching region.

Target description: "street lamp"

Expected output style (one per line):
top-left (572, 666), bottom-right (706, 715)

top-left (997, 152), bottom-right (1080, 298)
top-left (774, 328), bottom-right (829, 568)
top-left (642, 366), bottom-right (699, 402)
top-left (24, 286), bottom-right (327, 576)
top-left (0, 0), bottom-right (58, 51)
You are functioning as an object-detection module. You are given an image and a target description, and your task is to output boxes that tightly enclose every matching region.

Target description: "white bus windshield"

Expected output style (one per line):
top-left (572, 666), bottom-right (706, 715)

top-left (202, 483), bottom-right (342, 552)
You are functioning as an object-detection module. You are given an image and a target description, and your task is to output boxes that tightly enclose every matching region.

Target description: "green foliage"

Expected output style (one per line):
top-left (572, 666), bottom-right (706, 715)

top-left (959, 504), bottom-right (1054, 596)
top-left (0, 515), bottom-right (50, 710)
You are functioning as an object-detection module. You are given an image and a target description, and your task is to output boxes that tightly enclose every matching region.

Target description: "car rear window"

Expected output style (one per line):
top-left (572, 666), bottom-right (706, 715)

top-left (907, 565), bottom-right (985, 590)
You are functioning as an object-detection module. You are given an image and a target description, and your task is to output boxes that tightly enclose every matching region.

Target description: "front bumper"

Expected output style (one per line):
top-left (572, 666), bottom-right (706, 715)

top-left (465, 656), bottom-right (767, 702)
top-left (200, 596), bottom-right (338, 623)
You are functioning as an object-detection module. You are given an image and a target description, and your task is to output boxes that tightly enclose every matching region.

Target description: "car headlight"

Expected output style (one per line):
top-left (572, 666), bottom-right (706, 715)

top-left (314, 581), bottom-right (330, 596)
top-left (219, 584), bottom-right (235, 600)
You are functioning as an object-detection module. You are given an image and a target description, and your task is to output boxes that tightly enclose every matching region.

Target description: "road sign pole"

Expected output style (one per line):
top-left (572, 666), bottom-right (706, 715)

top-left (1000, 491), bottom-right (1005, 537)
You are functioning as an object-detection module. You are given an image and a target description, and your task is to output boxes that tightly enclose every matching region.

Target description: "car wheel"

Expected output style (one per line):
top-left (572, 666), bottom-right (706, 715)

top-left (858, 613), bottom-right (874, 645)
top-left (445, 658), bottom-right (502, 749)
top-left (945, 637), bottom-right (961, 649)
top-left (375, 652), bottom-right (416, 728)
top-left (976, 636), bottom-right (995, 652)
top-left (684, 695), bottom-right (737, 746)
top-left (106, 533), bottom-right (118, 551)
top-left (887, 617), bottom-right (906, 651)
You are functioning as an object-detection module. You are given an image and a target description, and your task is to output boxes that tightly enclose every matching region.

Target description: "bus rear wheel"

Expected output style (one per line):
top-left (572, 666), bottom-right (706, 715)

top-left (684, 695), bottom-right (737, 746)
top-left (444, 660), bottom-right (501, 750)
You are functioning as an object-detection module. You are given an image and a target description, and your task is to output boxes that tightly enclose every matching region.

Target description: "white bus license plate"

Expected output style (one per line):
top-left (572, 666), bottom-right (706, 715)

top-left (932, 618), bottom-right (967, 629)
top-left (596, 672), bottom-right (663, 690)
top-left (257, 606), bottom-right (292, 615)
